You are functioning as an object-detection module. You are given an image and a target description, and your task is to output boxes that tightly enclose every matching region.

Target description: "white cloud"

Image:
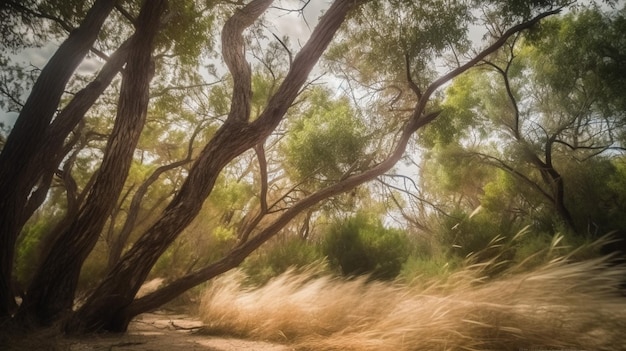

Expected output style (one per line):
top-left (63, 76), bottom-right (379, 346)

top-left (267, 1), bottom-right (332, 46)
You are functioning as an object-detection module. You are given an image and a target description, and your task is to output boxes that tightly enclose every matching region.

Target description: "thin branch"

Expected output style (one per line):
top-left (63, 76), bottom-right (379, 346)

top-left (482, 56), bottom-right (521, 138)
top-left (6, 0), bottom-right (74, 32)
top-left (238, 142), bottom-right (269, 244)
top-left (150, 81), bottom-right (223, 98)
top-left (473, 151), bottom-right (554, 203)
top-left (272, 33), bottom-right (293, 67)
top-left (409, 8), bottom-right (562, 132)
top-left (115, 3), bottom-right (136, 27)
top-left (385, 185), bottom-right (433, 233)
top-left (106, 120), bottom-right (203, 270)
top-left (271, 0), bottom-right (312, 30)
top-left (377, 177), bottom-right (455, 219)
top-left (255, 144), bottom-right (269, 214)
top-left (0, 82), bottom-right (25, 110)
top-left (404, 54), bottom-right (422, 99)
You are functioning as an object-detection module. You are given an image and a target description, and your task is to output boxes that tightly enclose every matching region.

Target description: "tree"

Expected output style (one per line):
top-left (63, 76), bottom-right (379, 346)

top-left (0, 0), bottom-right (573, 333)
top-left (0, 0), bottom-right (119, 319)
top-left (415, 5), bottom-right (626, 241)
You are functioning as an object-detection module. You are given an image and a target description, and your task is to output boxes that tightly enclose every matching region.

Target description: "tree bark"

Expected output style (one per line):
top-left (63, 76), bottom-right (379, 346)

top-left (526, 145), bottom-right (576, 230)
top-left (22, 38), bottom-right (132, 230)
top-left (16, 0), bottom-right (167, 327)
top-left (68, 0), bottom-right (363, 333)
top-left (105, 125), bottom-right (199, 272)
top-left (0, 0), bottom-right (117, 319)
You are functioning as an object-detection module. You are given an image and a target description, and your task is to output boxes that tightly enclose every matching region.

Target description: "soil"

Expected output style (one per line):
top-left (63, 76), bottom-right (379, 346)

top-left (4, 311), bottom-right (294, 351)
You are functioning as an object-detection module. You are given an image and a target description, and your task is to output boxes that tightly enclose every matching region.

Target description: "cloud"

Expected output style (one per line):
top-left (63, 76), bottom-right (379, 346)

top-left (267, 1), bottom-right (332, 46)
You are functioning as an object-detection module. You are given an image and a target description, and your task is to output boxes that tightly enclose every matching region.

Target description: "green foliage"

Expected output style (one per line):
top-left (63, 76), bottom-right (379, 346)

top-left (420, 144), bottom-right (492, 203)
top-left (14, 219), bottom-right (54, 287)
top-left (321, 213), bottom-right (412, 280)
top-left (528, 6), bottom-right (626, 112)
top-left (399, 252), bottom-right (462, 284)
top-left (283, 88), bottom-right (367, 185)
top-left (481, 0), bottom-right (570, 23)
top-left (419, 5), bottom-right (626, 261)
top-left (241, 237), bottom-right (327, 287)
top-left (331, 0), bottom-right (470, 87)
top-left (209, 177), bottom-right (253, 209)
top-left (441, 209), bottom-right (510, 260)
top-left (510, 230), bottom-right (553, 267)
top-left (157, 0), bottom-right (216, 66)
top-left (420, 73), bottom-right (482, 148)
top-left (563, 157), bottom-right (626, 236)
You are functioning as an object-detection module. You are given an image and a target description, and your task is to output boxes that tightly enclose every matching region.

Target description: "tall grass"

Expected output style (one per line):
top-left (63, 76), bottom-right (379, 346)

top-left (198, 238), bottom-right (626, 350)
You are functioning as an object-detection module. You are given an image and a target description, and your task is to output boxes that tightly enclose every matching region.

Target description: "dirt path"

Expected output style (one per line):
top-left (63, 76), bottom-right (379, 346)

top-left (13, 311), bottom-right (294, 351)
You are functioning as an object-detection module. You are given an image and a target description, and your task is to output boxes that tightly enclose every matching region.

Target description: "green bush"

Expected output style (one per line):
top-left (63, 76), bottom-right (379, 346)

top-left (321, 213), bottom-right (412, 280)
top-left (242, 236), bottom-right (327, 286)
top-left (399, 253), bottom-right (462, 284)
top-left (14, 218), bottom-right (57, 287)
top-left (439, 208), bottom-right (517, 262)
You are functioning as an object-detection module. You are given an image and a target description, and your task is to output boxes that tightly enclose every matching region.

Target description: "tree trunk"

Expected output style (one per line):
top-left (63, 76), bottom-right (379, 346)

top-left (0, 0), bottom-right (117, 319)
top-left (24, 37), bottom-right (132, 218)
top-left (16, 0), bottom-right (167, 327)
top-left (105, 123), bottom-right (201, 272)
top-left (67, 0), bottom-right (362, 333)
top-left (524, 147), bottom-right (576, 231)
top-left (106, 157), bottom-right (192, 272)
top-left (545, 166), bottom-right (576, 230)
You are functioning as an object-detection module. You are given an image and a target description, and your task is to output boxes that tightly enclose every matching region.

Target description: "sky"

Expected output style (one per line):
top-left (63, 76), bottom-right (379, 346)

top-left (0, 0), bottom-right (330, 130)
top-left (2, 0), bottom-right (622, 130)
top-left (268, 0), bottom-right (329, 43)
top-left (0, 39), bottom-right (106, 128)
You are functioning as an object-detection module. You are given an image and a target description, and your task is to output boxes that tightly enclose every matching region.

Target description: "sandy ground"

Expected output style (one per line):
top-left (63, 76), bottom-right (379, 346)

top-left (14, 311), bottom-right (294, 351)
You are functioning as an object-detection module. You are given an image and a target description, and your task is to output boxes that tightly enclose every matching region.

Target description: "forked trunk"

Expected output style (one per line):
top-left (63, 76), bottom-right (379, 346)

top-left (0, 0), bottom-right (117, 319)
top-left (15, 0), bottom-right (167, 326)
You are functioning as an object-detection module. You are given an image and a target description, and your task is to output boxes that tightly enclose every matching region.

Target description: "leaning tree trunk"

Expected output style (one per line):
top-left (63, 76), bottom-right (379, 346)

top-left (67, 0), bottom-right (363, 333)
top-left (15, 0), bottom-right (167, 327)
top-left (23, 37), bottom-right (132, 224)
top-left (0, 0), bottom-right (117, 319)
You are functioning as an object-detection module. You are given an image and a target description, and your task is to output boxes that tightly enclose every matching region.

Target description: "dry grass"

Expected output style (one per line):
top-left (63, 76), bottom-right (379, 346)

top-left (198, 246), bottom-right (626, 350)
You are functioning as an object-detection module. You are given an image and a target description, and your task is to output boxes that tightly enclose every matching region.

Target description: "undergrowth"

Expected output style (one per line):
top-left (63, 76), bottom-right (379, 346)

top-left (198, 235), bottom-right (626, 350)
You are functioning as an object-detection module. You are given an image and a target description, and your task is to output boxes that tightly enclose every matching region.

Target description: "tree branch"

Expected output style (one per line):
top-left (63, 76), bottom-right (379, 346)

top-left (272, 33), bottom-right (293, 67)
top-left (472, 151), bottom-right (554, 203)
top-left (404, 54), bottom-right (422, 99)
top-left (409, 8), bottom-right (562, 132)
top-left (222, 0), bottom-right (273, 123)
top-left (377, 174), bottom-right (456, 219)
top-left (106, 121), bottom-right (203, 271)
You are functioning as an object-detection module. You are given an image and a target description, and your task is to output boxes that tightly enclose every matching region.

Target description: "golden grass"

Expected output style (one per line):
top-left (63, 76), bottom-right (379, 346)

top-left (199, 248), bottom-right (626, 350)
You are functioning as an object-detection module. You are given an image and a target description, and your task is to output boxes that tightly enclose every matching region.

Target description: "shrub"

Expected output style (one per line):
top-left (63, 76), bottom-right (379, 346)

top-left (321, 213), bottom-right (412, 280)
top-left (14, 218), bottom-right (58, 288)
top-left (399, 252), bottom-right (462, 284)
top-left (242, 235), bottom-right (327, 286)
